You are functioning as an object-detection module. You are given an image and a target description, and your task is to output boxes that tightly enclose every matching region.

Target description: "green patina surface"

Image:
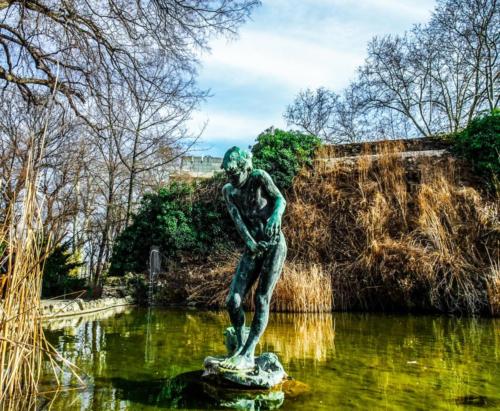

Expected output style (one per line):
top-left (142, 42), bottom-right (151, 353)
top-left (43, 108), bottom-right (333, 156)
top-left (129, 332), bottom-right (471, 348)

top-left (219, 146), bottom-right (287, 372)
top-left (41, 308), bottom-right (500, 410)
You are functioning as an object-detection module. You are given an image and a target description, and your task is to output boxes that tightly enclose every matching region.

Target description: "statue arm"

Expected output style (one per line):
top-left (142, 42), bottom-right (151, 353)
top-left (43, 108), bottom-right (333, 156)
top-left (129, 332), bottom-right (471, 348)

top-left (260, 170), bottom-right (286, 218)
top-left (223, 184), bottom-right (258, 251)
top-left (259, 171), bottom-right (286, 238)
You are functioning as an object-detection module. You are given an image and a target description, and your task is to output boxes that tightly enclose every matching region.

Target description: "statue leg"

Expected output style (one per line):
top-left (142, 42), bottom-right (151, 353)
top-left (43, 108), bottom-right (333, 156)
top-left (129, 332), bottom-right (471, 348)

top-left (225, 251), bottom-right (260, 353)
top-left (242, 234), bottom-right (286, 359)
top-left (222, 234), bottom-right (287, 370)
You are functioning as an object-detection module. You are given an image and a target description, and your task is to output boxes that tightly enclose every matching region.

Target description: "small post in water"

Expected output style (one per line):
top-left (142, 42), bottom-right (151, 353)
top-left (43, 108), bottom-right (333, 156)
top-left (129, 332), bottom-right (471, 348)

top-left (148, 246), bottom-right (160, 306)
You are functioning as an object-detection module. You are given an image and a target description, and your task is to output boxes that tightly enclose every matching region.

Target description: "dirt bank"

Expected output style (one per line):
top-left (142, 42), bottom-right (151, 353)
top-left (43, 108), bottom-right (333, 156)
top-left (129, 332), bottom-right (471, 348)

top-left (161, 139), bottom-right (498, 315)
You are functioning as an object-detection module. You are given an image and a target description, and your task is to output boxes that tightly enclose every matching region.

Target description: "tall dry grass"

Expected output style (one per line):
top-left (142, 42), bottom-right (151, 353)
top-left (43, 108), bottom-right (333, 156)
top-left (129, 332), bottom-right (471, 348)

top-left (0, 141), bottom-right (80, 407)
top-left (285, 141), bottom-right (499, 314)
top-left (180, 140), bottom-right (498, 315)
top-left (184, 253), bottom-right (333, 312)
top-left (0, 161), bottom-right (43, 407)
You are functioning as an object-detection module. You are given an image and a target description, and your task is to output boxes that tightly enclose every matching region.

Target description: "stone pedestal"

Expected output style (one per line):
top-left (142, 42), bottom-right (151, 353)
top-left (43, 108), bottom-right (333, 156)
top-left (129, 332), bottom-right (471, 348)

top-left (203, 352), bottom-right (286, 389)
top-left (202, 327), bottom-right (287, 389)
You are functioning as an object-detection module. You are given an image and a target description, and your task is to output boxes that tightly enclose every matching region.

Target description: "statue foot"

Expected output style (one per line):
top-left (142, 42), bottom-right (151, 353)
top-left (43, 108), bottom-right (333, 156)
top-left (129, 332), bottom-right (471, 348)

top-left (220, 353), bottom-right (255, 371)
top-left (231, 345), bottom-right (243, 356)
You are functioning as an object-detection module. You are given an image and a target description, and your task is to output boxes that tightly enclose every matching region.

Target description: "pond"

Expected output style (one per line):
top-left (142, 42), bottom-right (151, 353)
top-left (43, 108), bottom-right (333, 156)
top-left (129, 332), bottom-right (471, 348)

top-left (40, 307), bottom-right (499, 410)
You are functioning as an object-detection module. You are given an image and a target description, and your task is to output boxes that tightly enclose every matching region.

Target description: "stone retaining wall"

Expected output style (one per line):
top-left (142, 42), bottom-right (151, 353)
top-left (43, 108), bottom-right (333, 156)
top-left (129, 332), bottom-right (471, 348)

top-left (41, 296), bottom-right (134, 319)
top-left (322, 137), bottom-right (453, 158)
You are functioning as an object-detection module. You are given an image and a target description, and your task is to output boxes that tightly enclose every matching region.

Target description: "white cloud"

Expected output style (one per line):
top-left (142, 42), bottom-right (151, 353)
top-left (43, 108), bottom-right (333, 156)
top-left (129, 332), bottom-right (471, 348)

top-left (191, 109), bottom-right (282, 143)
top-left (190, 0), bottom-right (437, 154)
top-left (199, 0), bottom-right (436, 93)
top-left (202, 31), bottom-right (361, 91)
top-left (342, 0), bottom-right (435, 20)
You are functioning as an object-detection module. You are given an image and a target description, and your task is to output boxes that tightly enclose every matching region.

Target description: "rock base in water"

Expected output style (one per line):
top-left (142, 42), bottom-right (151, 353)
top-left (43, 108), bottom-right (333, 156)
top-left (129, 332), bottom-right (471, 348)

top-left (203, 352), bottom-right (286, 389)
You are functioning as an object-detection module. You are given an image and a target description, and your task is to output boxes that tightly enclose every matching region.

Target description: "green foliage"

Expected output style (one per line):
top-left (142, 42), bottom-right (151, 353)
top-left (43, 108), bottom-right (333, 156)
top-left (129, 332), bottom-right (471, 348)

top-left (251, 128), bottom-right (321, 191)
top-left (453, 110), bottom-right (500, 187)
top-left (110, 178), bottom-right (236, 275)
top-left (110, 183), bottom-right (195, 275)
top-left (190, 173), bottom-right (236, 254)
top-left (42, 242), bottom-right (85, 298)
top-left (110, 128), bottom-right (322, 276)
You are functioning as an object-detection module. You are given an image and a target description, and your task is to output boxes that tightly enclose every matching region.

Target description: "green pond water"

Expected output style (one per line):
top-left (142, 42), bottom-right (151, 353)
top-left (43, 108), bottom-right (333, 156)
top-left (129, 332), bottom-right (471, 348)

top-left (40, 307), bottom-right (499, 410)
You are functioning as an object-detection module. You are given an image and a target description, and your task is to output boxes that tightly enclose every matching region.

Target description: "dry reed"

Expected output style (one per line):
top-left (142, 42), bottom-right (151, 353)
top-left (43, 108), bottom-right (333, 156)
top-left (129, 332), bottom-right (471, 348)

top-left (181, 140), bottom-right (498, 315)
top-left (285, 141), bottom-right (499, 314)
top-left (0, 140), bottom-right (81, 408)
top-left (0, 150), bottom-right (46, 408)
top-left (184, 254), bottom-right (333, 313)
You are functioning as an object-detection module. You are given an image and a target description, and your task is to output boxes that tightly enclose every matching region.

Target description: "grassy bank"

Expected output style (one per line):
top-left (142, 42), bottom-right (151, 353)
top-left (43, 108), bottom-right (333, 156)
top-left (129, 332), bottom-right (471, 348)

top-left (172, 141), bottom-right (498, 315)
top-left (111, 119), bottom-right (498, 315)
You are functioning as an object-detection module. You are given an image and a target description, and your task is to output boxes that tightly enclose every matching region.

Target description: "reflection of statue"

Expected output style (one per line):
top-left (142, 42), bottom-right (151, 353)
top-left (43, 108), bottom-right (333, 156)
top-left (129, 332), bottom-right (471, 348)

top-left (219, 147), bottom-right (287, 371)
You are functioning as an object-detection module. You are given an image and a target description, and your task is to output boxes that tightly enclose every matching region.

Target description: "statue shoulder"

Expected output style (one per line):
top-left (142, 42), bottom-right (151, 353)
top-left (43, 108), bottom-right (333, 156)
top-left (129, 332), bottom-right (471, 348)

top-left (252, 169), bottom-right (272, 181)
top-left (222, 183), bottom-right (234, 197)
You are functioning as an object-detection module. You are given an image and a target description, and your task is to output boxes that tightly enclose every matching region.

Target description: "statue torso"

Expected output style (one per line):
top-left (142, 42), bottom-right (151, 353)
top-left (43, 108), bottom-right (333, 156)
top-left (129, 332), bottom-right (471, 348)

top-left (229, 170), bottom-right (275, 241)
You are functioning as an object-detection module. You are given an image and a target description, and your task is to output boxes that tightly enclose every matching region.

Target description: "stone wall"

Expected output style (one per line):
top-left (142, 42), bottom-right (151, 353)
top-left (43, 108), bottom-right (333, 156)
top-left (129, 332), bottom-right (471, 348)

top-left (41, 297), bottom-right (133, 319)
top-left (321, 137), bottom-right (453, 158)
top-left (180, 155), bottom-right (223, 173)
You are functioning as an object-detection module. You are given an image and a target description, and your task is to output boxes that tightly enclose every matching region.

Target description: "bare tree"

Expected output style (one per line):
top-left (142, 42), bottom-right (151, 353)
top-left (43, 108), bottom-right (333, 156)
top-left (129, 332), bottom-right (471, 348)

top-left (359, 0), bottom-right (498, 137)
top-left (0, 0), bottom-right (260, 120)
top-left (85, 115), bottom-right (128, 287)
top-left (284, 85), bottom-right (372, 143)
top-left (285, 0), bottom-right (499, 141)
top-left (0, 0), bottom-right (260, 288)
top-left (434, 0), bottom-right (499, 114)
top-left (110, 58), bottom-right (204, 225)
top-left (284, 88), bottom-right (339, 141)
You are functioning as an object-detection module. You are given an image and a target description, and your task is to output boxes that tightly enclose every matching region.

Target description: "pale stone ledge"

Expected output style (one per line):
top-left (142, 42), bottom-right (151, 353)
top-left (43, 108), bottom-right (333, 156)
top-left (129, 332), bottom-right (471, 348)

top-left (41, 296), bottom-right (134, 320)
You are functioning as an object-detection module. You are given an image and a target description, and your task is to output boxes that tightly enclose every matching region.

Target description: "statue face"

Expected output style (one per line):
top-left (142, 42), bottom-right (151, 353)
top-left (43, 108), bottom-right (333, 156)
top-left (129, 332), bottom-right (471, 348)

top-left (222, 148), bottom-right (252, 188)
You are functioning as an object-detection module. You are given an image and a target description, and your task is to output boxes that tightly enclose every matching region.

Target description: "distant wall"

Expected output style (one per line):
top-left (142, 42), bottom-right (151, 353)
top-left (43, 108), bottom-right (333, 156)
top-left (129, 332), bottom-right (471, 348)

top-left (180, 155), bottom-right (223, 174)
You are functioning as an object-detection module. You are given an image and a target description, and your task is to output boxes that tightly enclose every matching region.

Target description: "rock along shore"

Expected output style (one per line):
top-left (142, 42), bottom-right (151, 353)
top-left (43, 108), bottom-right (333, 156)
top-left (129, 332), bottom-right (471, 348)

top-left (41, 296), bottom-right (134, 319)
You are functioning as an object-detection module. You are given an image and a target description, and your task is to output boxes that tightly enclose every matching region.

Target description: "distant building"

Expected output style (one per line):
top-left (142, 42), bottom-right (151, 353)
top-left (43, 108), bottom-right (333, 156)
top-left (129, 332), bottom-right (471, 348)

top-left (171, 155), bottom-right (223, 180)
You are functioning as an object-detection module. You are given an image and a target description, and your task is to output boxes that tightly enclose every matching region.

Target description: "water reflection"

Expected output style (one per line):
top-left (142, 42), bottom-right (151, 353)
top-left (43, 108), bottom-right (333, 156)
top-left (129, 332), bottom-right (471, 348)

top-left (260, 313), bottom-right (335, 363)
top-left (40, 309), bottom-right (499, 410)
top-left (98, 371), bottom-right (291, 410)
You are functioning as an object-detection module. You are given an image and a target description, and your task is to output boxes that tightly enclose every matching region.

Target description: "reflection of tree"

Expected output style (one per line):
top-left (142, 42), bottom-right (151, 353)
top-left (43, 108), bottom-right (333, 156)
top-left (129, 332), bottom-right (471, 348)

top-left (323, 314), bottom-right (500, 409)
top-left (42, 309), bottom-right (500, 410)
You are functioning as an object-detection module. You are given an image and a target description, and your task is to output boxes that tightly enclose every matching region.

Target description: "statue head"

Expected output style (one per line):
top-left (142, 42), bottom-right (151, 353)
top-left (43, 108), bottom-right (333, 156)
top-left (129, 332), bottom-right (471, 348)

top-left (222, 146), bottom-right (253, 188)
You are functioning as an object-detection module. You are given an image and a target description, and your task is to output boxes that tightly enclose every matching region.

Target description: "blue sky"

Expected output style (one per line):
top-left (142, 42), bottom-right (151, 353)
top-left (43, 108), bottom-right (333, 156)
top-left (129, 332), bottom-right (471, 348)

top-left (190, 0), bottom-right (437, 157)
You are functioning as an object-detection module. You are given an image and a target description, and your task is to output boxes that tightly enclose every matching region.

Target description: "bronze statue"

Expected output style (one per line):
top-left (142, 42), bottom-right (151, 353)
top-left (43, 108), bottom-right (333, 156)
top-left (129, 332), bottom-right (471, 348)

top-left (219, 146), bottom-right (287, 371)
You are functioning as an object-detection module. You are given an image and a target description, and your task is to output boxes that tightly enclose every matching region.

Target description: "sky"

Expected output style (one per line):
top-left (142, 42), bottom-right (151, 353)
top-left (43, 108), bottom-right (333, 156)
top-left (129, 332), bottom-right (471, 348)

top-left (189, 0), bottom-right (437, 157)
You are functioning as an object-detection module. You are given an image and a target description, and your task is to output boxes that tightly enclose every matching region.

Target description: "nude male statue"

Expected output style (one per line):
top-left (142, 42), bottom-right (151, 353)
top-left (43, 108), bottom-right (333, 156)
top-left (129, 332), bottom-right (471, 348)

top-left (220, 146), bottom-right (287, 371)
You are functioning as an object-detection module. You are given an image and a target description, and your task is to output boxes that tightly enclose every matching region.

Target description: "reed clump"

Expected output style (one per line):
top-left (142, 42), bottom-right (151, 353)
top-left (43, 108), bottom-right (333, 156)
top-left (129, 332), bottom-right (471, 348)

top-left (285, 141), bottom-right (499, 315)
top-left (0, 158), bottom-right (46, 409)
top-left (179, 140), bottom-right (498, 314)
top-left (0, 151), bottom-right (81, 408)
top-left (183, 251), bottom-right (333, 312)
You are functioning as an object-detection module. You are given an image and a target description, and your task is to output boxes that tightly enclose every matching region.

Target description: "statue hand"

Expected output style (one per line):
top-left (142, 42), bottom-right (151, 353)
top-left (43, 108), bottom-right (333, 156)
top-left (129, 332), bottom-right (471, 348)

top-left (265, 214), bottom-right (281, 239)
top-left (257, 241), bottom-right (270, 253)
top-left (246, 241), bottom-right (259, 254)
top-left (247, 240), bottom-right (270, 255)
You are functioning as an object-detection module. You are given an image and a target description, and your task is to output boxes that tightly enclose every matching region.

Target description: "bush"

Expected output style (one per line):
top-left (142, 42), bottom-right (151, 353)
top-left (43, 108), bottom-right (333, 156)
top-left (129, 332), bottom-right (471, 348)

top-left (251, 128), bottom-right (321, 191)
top-left (109, 128), bottom-right (322, 277)
top-left (453, 109), bottom-right (500, 188)
top-left (109, 178), bottom-right (237, 275)
top-left (110, 182), bottom-right (196, 275)
top-left (42, 242), bottom-right (85, 298)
